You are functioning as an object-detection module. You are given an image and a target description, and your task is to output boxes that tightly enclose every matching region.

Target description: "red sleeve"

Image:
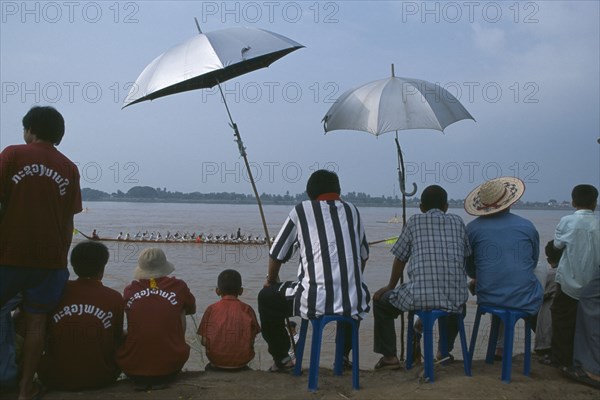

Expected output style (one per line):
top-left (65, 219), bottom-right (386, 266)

top-left (181, 281), bottom-right (196, 315)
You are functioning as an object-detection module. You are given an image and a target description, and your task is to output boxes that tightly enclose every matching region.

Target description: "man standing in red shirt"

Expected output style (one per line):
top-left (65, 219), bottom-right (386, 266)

top-left (0, 106), bottom-right (82, 400)
top-left (38, 241), bottom-right (123, 390)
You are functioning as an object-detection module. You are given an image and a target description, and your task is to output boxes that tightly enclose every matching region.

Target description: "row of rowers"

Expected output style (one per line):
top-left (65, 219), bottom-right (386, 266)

top-left (91, 229), bottom-right (274, 244)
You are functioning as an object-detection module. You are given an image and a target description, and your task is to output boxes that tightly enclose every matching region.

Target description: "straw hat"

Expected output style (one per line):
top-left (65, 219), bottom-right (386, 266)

top-left (133, 248), bottom-right (175, 280)
top-left (464, 177), bottom-right (525, 216)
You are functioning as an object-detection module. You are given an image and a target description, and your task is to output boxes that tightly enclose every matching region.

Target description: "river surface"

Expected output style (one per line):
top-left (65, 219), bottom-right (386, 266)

top-left (73, 202), bottom-right (575, 371)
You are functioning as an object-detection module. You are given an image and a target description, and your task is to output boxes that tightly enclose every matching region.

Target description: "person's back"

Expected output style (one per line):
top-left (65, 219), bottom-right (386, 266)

top-left (554, 185), bottom-right (600, 300)
top-left (0, 117), bottom-right (81, 270)
top-left (467, 211), bottom-right (543, 314)
top-left (271, 197), bottom-right (370, 319)
top-left (393, 210), bottom-right (469, 312)
top-left (38, 242), bottom-right (123, 390)
top-left (199, 269), bottom-right (260, 370)
top-left (116, 248), bottom-right (196, 389)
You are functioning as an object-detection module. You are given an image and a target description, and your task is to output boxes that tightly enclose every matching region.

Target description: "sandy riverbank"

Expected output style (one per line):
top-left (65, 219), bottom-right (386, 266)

top-left (1, 355), bottom-right (596, 400)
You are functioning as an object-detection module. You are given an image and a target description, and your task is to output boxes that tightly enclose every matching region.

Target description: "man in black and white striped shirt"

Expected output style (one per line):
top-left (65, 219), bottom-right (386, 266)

top-left (258, 170), bottom-right (370, 372)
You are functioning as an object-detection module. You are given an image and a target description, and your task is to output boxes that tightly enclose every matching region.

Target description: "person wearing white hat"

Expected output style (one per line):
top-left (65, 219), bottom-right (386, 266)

top-left (464, 177), bottom-right (543, 357)
top-left (116, 248), bottom-right (196, 391)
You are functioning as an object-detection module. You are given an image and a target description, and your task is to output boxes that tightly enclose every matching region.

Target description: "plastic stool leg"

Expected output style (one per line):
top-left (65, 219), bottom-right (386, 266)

top-left (500, 314), bottom-right (516, 383)
top-left (406, 312), bottom-right (415, 370)
top-left (469, 308), bottom-right (482, 366)
top-left (294, 319), bottom-right (309, 376)
top-left (458, 317), bottom-right (472, 376)
top-left (308, 319), bottom-right (323, 391)
top-left (524, 318), bottom-right (531, 377)
top-left (422, 312), bottom-right (435, 382)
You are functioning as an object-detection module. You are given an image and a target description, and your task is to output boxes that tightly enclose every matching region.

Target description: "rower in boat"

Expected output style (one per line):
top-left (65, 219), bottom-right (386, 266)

top-left (117, 232), bottom-right (123, 240)
top-left (92, 229), bottom-right (99, 239)
top-left (135, 231), bottom-right (142, 239)
top-left (125, 233), bottom-right (130, 240)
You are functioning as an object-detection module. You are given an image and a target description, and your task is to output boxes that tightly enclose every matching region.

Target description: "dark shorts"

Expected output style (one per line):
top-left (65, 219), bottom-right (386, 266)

top-left (0, 265), bottom-right (69, 314)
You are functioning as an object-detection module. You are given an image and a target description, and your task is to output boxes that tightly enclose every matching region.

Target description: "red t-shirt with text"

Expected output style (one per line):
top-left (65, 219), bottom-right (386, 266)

top-left (116, 276), bottom-right (196, 376)
top-left (0, 143), bottom-right (82, 268)
top-left (38, 279), bottom-right (124, 390)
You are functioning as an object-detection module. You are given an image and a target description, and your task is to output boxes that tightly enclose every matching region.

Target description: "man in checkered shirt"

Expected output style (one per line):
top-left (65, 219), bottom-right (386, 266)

top-left (372, 185), bottom-right (471, 369)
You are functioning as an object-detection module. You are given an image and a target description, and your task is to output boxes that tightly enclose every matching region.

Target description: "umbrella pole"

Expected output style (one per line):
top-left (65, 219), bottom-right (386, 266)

top-left (216, 82), bottom-right (271, 247)
top-left (216, 83), bottom-right (297, 357)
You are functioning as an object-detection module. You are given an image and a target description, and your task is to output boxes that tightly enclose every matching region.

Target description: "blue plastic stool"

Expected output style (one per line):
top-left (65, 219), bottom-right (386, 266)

top-left (406, 309), bottom-right (471, 382)
top-left (468, 305), bottom-right (532, 383)
top-left (293, 315), bottom-right (360, 391)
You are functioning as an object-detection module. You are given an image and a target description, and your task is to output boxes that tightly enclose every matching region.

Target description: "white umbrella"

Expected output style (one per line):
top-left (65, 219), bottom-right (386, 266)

top-left (323, 65), bottom-right (474, 363)
top-left (323, 65), bottom-right (475, 222)
top-left (123, 22), bottom-right (304, 245)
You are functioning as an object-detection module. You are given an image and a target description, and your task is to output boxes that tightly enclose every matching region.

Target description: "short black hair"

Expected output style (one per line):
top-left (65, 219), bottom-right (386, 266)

top-left (22, 106), bottom-right (65, 145)
top-left (572, 184), bottom-right (598, 208)
top-left (218, 269), bottom-right (242, 295)
top-left (420, 185), bottom-right (448, 211)
top-left (306, 169), bottom-right (341, 200)
top-left (70, 241), bottom-right (110, 278)
top-left (544, 240), bottom-right (563, 265)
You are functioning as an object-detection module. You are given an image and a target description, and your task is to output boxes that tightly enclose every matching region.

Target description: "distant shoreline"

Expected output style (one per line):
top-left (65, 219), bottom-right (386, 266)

top-left (80, 197), bottom-right (573, 211)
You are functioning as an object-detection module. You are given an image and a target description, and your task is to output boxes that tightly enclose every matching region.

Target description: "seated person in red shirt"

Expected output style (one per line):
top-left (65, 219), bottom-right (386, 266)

top-left (116, 248), bottom-right (196, 391)
top-left (199, 269), bottom-right (260, 371)
top-left (38, 241), bottom-right (124, 391)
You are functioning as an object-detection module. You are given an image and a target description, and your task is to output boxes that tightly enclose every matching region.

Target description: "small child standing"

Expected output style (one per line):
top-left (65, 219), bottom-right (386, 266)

top-left (199, 269), bottom-right (260, 371)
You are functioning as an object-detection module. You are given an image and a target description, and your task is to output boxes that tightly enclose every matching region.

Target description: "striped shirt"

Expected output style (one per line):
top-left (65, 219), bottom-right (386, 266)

top-left (388, 209), bottom-right (471, 313)
top-left (270, 199), bottom-right (370, 319)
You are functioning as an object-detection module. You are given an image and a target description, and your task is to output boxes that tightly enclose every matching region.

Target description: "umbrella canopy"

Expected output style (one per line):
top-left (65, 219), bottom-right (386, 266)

top-left (123, 26), bottom-right (303, 107)
top-left (323, 76), bottom-right (474, 135)
top-left (123, 25), bottom-right (303, 249)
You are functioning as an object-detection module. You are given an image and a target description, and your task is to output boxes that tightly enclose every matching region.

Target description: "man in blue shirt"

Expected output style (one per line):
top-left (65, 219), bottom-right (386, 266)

top-left (465, 177), bottom-right (543, 357)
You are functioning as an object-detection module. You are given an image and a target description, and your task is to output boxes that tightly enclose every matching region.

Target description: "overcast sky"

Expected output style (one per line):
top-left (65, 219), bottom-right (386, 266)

top-left (1, 1), bottom-right (599, 202)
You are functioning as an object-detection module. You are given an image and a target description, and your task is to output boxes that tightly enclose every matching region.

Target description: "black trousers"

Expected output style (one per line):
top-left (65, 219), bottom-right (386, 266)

top-left (551, 284), bottom-right (579, 366)
top-left (258, 283), bottom-right (354, 365)
top-left (373, 296), bottom-right (463, 358)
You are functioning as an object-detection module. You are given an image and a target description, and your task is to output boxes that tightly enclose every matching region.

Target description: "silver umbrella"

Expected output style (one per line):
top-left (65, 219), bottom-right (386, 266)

top-left (323, 64), bottom-right (475, 225)
top-left (323, 65), bottom-right (474, 363)
top-left (124, 21), bottom-right (304, 245)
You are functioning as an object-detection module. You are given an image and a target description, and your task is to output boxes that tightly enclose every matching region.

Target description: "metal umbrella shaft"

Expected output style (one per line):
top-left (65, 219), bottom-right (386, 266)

top-left (216, 82), bottom-right (301, 357)
top-left (217, 82), bottom-right (271, 248)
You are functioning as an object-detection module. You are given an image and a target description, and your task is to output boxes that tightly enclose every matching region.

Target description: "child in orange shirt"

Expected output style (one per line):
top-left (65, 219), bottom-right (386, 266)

top-left (199, 269), bottom-right (260, 371)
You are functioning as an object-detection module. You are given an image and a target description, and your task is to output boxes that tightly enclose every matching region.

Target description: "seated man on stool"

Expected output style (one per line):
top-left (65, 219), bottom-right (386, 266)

top-left (373, 185), bottom-right (471, 369)
top-left (258, 170), bottom-right (370, 372)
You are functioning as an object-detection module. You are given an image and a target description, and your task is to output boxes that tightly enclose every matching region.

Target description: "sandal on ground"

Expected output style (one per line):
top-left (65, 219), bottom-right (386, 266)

top-left (374, 357), bottom-right (402, 371)
top-left (561, 366), bottom-right (600, 390)
top-left (538, 354), bottom-right (560, 368)
top-left (269, 356), bottom-right (295, 373)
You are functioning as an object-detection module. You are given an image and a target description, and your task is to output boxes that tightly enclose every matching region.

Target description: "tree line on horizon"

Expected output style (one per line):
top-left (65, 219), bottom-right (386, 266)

top-left (81, 186), bottom-right (571, 209)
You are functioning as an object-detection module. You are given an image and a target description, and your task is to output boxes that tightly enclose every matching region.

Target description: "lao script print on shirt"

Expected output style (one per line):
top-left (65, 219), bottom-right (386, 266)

top-left (53, 304), bottom-right (114, 328)
top-left (126, 288), bottom-right (179, 308)
top-left (11, 163), bottom-right (71, 195)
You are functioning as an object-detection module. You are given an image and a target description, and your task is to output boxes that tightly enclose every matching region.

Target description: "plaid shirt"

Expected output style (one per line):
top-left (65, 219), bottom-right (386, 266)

top-left (388, 209), bottom-right (471, 312)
